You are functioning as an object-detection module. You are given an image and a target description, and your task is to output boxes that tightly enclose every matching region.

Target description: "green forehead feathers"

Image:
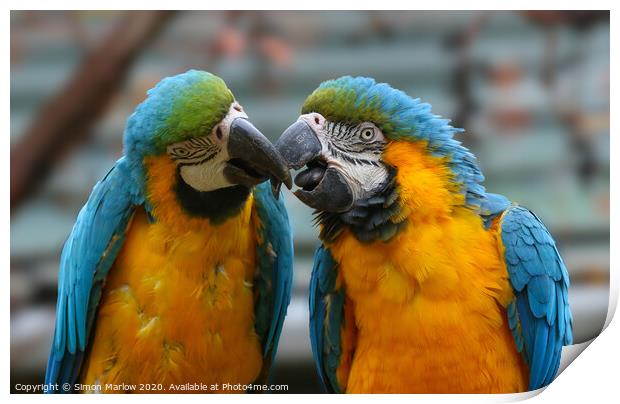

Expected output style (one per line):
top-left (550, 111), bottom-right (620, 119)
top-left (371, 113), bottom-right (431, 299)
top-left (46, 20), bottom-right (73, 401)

top-left (302, 79), bottom-right (396, 136)
top-left (124, 70), bottom-right (234, 157)
top-left (301, 76), bottom-right (488, 209)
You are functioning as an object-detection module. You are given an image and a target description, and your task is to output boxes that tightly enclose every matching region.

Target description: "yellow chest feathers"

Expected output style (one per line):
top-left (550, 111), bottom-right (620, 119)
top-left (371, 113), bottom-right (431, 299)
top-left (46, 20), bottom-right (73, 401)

top-left (81, 206), bottom-right (264, 390)
top-left (330, 208), bottom-right (514, 329)
top-left (325, 141), bottom-right (527, 393)
top-left (331, 140), bottom-right (514, 312)
top-left (80, 156), bottom-right (263, 391)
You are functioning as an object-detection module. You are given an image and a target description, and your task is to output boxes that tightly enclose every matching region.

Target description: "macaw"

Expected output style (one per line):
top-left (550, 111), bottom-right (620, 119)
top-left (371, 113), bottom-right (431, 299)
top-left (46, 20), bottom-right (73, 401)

top-left (44, 70), bottom-right (294, 393)
top-left (275, 76), bottom-right (573, 393)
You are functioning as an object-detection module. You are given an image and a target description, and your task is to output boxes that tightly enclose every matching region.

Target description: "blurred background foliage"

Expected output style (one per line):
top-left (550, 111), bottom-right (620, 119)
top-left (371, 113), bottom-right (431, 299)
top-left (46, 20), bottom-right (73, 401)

top-left (10, 10), bottom-right (609, 393)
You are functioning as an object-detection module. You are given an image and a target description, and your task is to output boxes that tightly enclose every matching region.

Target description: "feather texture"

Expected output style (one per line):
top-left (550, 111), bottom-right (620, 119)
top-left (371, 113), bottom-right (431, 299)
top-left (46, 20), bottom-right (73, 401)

top-left (45, 70), bottom-right (293, 393)
top-left (45, 157), bottom-right (140, 391)
top-left (252, 182), bottom-right (295, 370)
top-left (299, 76), bottom-right (572, 393)
top-left (308, 246), bottom-right (344, 393)
top-left (499, 206), bottom-right (573, 389)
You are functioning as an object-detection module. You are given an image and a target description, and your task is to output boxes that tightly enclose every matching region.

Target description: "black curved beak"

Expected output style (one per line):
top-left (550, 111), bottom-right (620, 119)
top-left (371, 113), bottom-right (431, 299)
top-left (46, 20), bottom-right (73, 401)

top-left (275, 120), bottom-right (354, 213)
top-left (275, 120), bottom-right (323, 170)
top-left (225, 118), bottom-right (292, 198)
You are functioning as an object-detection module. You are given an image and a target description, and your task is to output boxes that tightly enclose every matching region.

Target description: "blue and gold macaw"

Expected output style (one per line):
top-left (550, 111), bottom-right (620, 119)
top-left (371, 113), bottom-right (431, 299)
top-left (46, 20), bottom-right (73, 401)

top-left (44, 70), bottom-right (294, 393)
top-left (275, 76), bottom-right (573, 393)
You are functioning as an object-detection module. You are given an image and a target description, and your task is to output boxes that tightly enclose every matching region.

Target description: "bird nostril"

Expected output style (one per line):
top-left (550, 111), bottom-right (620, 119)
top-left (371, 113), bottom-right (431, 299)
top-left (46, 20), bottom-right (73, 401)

top-left (216, 126), bottom-right (223, 140)
top-left (314, 116), bottom-right (320, 125)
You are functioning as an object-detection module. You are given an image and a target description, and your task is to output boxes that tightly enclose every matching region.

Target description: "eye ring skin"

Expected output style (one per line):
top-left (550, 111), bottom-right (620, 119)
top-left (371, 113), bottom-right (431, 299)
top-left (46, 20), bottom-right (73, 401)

top-left (360, 127), bottom-right (375, 141)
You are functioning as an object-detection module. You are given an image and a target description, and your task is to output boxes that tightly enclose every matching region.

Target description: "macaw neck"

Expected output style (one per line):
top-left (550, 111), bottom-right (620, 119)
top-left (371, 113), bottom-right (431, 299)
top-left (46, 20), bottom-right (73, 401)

top-left (330, 202), bottom-right (500, 295)
top-left (327, 140), bottom-right (492, 288)
top-left (316, 169), bottom-right (407, 243)
top-left (319, 141), bottom-right (470, 245)
top-left (174, 171), bottom-right (251, 224)
top-left (142, 154), bottom-right (253, 233)
top-left (382, 140), bottom-right (466, 223)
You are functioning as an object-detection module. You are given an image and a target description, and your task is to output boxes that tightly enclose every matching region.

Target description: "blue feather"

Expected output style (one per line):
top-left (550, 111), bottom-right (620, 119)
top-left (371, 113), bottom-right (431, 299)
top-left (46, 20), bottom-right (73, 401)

top-left (44, 157), bottom-right (140, 392)
top-left (530, 320), bottom-right (550, 385)
top-left (309, 246), bottom-right (343, 393)
top-left (317, 76), bottom-right (489, 211)
top-left (252, 182), bottom-right (294, 369)
top-left (500, 206), bottom-right (573, 390)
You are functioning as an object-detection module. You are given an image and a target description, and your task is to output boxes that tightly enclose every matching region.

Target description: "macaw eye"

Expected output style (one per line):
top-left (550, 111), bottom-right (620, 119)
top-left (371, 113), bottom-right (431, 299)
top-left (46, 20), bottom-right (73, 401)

top-left (360, 128), bottom-right (375, 141)
top-left (173, 147), bottom-right (189, 157)
top-left (215, 126), bottom-right (224, 140)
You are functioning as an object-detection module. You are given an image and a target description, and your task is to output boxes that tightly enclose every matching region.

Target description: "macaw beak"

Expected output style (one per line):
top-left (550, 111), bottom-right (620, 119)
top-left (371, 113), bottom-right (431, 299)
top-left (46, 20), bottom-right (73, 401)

top-left (275, 119), bottom-right (354, 213)
top-left (224, 117), bottom-right (292, 198)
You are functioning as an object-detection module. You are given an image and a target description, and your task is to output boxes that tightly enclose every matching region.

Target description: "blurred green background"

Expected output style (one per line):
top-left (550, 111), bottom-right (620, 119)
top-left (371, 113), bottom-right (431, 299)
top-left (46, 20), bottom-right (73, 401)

top-left (10, 10), bottom-right (609, 393)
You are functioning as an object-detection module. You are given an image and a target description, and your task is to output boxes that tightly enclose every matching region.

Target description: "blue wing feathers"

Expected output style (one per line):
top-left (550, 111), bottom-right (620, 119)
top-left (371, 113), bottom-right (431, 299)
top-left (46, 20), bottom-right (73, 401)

top-left (562, 283), bottom-right (573, 344)
top-left (45, 158), bottom-right (139, 391)
top-left (324, 290), bottom-right (345, 391)
top-left (46, 166), bottom-right (293, 390)
top-left (507, 301), bottom-right (524, 351)
top-left (306, 199), bottom-right (572, 393)
top-left (252, 182), bottom-right (294, 364)
top-left (530, 320), bottom-right (550, 383)
top-left (480, 193), bottom-right (511, 228)
top-left (309, 246), bottom-right (343, 393)
top-left (308, 249), bottom-right (325, 387)
top-left (500, 205), bottom-right (573, 390)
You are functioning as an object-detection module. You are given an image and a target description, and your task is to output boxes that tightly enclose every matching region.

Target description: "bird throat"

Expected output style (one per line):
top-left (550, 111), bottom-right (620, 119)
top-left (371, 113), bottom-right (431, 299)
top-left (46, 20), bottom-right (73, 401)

top-left (316, 169), bottom-right (407, 243)
top-left (174, 170), bottom-right (251, 225)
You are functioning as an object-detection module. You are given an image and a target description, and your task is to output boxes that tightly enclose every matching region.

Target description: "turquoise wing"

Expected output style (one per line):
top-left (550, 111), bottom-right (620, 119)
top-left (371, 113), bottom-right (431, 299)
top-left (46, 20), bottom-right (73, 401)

top-left (309, 245), bottom-right (345, 393)
top-left (499, 206), bottom-right (573, 390)
top-left (252, 182), bottom-right (294, 373)
top-left (44, 157), bottom-right (140, 392)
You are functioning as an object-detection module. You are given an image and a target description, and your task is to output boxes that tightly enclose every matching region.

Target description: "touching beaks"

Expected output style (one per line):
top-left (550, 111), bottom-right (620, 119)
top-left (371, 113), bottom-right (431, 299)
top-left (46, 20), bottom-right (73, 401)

top-left (275, 120), bottom-right (323, 170)
top-left (225, 117), bottom-right (292, 198)
top-left (275, 117), bottom-right (354, 212)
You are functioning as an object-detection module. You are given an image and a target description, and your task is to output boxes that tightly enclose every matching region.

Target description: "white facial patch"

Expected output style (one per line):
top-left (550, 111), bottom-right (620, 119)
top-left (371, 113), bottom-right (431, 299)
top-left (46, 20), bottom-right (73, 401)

top-left (299, 114), bottom-right (390, 201)
top-left (334, 159), bottom-right (389, 201)
top-left (167, 102), bottom-right (248, 192)
top-left (177, 151), bottom-right (231, 192)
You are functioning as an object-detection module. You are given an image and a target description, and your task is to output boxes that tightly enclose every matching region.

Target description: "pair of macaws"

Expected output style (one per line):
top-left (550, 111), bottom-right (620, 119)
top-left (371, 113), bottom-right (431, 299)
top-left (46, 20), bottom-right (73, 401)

top-left (45, 70), bottom-right (572, 393)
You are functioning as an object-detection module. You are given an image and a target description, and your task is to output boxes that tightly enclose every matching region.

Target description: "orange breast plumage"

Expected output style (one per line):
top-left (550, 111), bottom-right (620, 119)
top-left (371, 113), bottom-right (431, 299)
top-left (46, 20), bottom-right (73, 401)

top-left (326, 141), bottom-right (529, 393)
top-left (330, 214), bottom-right (529, 393)
top-left (79, 156), bottom-right (264, 393)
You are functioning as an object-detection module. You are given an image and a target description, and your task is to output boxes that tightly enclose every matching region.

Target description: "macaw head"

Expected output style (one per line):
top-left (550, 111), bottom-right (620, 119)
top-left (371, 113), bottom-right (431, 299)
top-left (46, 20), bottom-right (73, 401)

top-left (123, 70), bottom-right (291, 221)
top-left (276, 76), bottom-right (485, 241)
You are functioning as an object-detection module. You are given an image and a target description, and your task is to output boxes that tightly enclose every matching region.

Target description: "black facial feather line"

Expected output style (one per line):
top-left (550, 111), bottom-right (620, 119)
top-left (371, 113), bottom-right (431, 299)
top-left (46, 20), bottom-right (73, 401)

top-left (169, 136), bottom-right (220, 167)
top-left (324, 121), bottom-right (386, 166)
top-left (315, 168), bottom-right (407, 243)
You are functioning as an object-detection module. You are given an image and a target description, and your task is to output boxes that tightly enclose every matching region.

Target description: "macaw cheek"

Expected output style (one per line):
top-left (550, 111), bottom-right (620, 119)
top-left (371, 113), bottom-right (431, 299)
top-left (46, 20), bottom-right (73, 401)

top-left (178, 159), bottom-right (231, 192)
top-left (293, 168), bottom-right (354, 213)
